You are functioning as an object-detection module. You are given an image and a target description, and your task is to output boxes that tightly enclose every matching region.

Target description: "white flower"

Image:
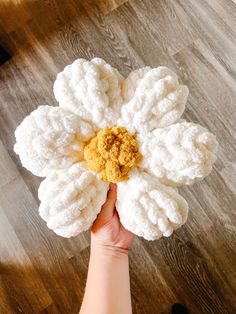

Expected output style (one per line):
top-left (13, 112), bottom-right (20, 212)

top-left (14, 58), bottom-right (218, 240)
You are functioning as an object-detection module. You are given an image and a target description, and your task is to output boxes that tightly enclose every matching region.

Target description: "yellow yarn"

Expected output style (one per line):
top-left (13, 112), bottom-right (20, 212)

top-left (84, 126), bottom-right (142, 182)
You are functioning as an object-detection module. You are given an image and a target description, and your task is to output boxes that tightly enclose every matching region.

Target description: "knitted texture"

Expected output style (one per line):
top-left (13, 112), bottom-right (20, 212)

top-left (121, 67), bottom-right (151, 102)
top-left (14, 106), bottom-right (94, 177)
top-left (38, 163), bottom-right (109, 237)
top-left (14, 57), bottom-right (218, 240)
top-left (116, 170), bottom-right (188, 240)
top-left (53, 58), bottom-right (124, 129)
top-left (84, 126), bottom-right (142, 182)
top-left (118, 66), bottom-right (189, 133)
top-left (138, 122), bottom-right (218, 186)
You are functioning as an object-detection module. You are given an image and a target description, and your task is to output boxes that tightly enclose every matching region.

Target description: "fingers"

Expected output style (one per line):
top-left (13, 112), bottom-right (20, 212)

top-left (95, 183), bottom-right (117, 224)
top-left (104, 183), bottom-right (117, 209)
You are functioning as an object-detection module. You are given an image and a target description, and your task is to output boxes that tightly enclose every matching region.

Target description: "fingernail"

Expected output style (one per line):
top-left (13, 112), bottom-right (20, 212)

top-left (110, 183), bottom-right (117, 190)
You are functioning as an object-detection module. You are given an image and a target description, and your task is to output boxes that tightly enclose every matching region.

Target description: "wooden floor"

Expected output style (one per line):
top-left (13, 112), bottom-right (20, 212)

top-left (0, 0), bottom-right (236, 313)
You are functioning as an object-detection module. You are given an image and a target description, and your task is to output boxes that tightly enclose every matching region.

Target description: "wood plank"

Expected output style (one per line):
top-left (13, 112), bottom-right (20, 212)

top-left (0, 139), bottom-right (19, 188)
top-left (173, 39), bottom-right (236, 171)
top-left (69, 247), bottom-right (90, 300)
top-left (0, 277), bottom-right (16, 314)
top-left (129, 0), bottom-right (198, 55)
top-left (141, 229), bottom-right (235, 313)
top-left (129, 238), bottom-right (177, 314)
top-left (0, 0), bottom-right (31, 33)
top-left (95, 0), bottom-right (128, 15)
top-left (0, 206), bottom-right (52, 313)
top-left (205, 0), bottom-right (236, 32)
top-left (172, 0), bottom-right (236, 83)
top-left (220, 161), bottom-right (236, 194)
top-left (83, 0), bottom-right (177, 75)
top-left (0, 176), bottom-right (89, 313)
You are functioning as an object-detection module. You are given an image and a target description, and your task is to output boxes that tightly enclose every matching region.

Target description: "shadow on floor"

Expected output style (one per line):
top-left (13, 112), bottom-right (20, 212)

top-left (0, 254), bottom-right (88, 313)
top-left (0, 0), bottom-right (101, 55)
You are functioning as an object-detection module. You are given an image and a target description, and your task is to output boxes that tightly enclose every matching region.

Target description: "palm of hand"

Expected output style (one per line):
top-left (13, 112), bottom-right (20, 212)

top-left (91, 184), bottom-right (134, 250)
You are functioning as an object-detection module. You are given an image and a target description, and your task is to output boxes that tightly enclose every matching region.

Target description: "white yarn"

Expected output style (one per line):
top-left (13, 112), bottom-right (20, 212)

top-left (53, 58), bottom-right (124, 129)
top-left (121, 67), bottom-right (151, 102)
top-left (38, 163), bottom-right (109, 237)
top-left (14, 105), bottom-right (94, 177)
top-left (14, 58), bottom-right (218, 240)
top-left (138, 122), bottom-right (218, 186)
top-left (116, 170), bottom-right (188, 240)
top-left (118, 66), bottom-right (189, 133)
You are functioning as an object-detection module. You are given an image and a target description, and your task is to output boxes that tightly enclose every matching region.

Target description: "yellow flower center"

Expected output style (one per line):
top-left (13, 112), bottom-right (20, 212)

top-left (83, 126), bottom-right (142, 182)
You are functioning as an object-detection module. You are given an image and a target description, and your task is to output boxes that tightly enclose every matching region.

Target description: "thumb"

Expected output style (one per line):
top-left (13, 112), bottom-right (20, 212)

top-left (95, 183), bottom-right (117, 224)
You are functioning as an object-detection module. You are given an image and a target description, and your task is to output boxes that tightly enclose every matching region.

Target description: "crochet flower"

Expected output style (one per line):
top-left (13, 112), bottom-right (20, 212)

top-left (14, 58), bottom-right (218, 240)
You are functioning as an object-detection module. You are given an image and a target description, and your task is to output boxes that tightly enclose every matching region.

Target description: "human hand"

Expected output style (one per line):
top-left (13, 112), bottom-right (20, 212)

top-left (91, 183), bottom-right (134, 252)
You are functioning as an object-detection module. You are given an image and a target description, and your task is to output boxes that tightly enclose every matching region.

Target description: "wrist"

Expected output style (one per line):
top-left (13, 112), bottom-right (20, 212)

top-left (90, 242), bottom-right (129, 258)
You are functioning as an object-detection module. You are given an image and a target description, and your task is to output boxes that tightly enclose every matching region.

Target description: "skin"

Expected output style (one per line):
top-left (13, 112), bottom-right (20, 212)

top-left (79, 183), bottom-right (134, 314)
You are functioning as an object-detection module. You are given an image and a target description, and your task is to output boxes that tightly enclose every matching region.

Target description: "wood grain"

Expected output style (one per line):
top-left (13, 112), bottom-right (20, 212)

top-left (0, 209), bottom-right (52, 313)
top-left (0, 0), bottom-right (235, 313)
top-left (95, 0), bottom-right (128, 15)
top-left (0, 0), bottom-right (31, 33)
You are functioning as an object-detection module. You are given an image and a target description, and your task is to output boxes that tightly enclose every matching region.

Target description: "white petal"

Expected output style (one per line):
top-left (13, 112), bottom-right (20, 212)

top-left (38, 163), bottom-right (109, 237)
top-left (53, 58), bottom-right (124, 129)
top-left (116, 170), bottom-right (188, 240)
top-left (121, 67), bottom-right (151, 102)
top-left (118, 66), bottom-right (189, 133)
top-left (138, 122), bottom-right (218, 186)
top-left (14, 105), bottom-right (95, 177)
